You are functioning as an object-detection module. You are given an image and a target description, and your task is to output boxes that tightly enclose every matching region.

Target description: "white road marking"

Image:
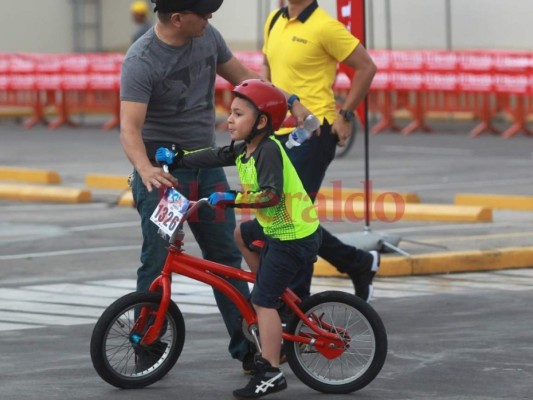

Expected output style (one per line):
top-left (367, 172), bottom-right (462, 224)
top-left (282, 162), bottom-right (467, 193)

top-left (0, 245), bottom-right (140, 261)
top-left (0, 276), bottom-right (220, 332)
top-left (0, 270), bottom-right (531, 332)
top-left (381, 145), bottom-right (473, 156)
top-left (69, 221), bottom-right (138, 232)
top-left (0, 310), bottom-right (94, 326)
top-left (0, 322), bottom-right (43, 331)
top-left (386, 177), bottom-right (533, 192)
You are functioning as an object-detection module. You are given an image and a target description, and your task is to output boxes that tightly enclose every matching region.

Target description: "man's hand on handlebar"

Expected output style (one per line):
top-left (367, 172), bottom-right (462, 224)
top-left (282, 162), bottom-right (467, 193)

top-left (136, 146), bottom-right (184, 192)
top-left (138, 164), bottom-right (178, 192)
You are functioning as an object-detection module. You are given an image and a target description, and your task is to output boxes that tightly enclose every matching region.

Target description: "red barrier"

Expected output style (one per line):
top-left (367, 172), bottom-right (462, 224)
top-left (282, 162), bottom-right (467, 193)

top-left (0, 51), bottom-right (531, 138)
top-left (366, 50), bottom-right (401, 133)
top-left (492, 51), bottom-right (533, 138)
top-left (0, 53), bottom-right (123, 130)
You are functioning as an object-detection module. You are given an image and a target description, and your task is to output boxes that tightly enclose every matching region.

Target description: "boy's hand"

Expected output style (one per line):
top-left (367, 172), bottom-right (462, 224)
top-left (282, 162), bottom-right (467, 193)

top-left (155, 147), bottom-right (176, 165)
top-left (208, 192), bottom-right (236, 206)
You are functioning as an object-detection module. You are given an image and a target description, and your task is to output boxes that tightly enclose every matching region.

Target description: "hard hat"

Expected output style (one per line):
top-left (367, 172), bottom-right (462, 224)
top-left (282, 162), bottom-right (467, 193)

top-left (232, 79), bottom-right (288, 132)
top-left (131, 1), bottom-right (149, 15)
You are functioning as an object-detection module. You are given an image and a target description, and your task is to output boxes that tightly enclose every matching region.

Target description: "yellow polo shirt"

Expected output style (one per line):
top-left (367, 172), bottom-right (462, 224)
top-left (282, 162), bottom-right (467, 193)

top-left (263, 3), bottom-right (360, 134)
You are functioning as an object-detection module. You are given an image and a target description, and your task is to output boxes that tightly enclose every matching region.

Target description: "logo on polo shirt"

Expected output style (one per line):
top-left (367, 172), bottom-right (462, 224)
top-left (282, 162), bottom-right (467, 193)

top-left (292, 36), bottom-right (307, 44)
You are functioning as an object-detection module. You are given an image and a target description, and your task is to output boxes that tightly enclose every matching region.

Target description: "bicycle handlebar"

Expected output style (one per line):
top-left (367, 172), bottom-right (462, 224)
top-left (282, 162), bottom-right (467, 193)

top-left (187, 198), bottom-right (210, 214)
top-left (173, 197), bottom-right (210, 231)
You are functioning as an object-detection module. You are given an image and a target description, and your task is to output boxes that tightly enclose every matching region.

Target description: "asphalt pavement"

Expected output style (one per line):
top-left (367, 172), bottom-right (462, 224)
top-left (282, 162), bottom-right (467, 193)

top-left (1, 119), bottom-right (533, 399)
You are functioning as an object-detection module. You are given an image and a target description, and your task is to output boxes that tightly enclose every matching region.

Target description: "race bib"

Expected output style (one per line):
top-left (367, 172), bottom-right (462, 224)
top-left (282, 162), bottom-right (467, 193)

top-left (150, 188), bottom-right (190, 237)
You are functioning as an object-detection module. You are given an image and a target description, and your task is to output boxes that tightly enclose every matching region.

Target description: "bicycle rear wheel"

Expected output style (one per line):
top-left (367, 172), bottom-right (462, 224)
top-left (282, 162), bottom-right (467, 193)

top-left (285, 291), bottom-right (387, 394)
top-left (90, 291), bottom-right (185, 389)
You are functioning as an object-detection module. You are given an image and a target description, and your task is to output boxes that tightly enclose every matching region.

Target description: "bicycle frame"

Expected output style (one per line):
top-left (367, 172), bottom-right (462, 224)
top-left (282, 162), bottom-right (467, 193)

top-left (137, 200), bottom-right (347, 359)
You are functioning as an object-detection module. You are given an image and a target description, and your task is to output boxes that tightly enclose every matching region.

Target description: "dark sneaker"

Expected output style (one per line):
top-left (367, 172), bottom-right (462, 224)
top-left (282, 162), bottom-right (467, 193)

top-left (135, 340), bottom-right (168, 373)
top-left (353, 250), bottom-right (380, 302)
top-left (242, 351), bottom-right (257, 376)
top-left (233, 357), bottom-right (287, 399)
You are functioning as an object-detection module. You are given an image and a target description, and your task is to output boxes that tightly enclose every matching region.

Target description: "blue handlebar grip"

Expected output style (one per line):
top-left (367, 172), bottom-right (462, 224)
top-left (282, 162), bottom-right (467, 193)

top-left (155, 147), bottom-right (175, 165)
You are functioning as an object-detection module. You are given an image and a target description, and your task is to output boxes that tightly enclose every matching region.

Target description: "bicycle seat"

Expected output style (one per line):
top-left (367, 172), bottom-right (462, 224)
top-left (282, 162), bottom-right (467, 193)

top-left (250, 240), bottom-right (265, 252)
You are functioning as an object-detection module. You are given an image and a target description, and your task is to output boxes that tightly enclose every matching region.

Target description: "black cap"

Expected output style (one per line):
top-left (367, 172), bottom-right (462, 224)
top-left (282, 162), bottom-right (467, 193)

top-left (152, 0), bottom-right (223, 14)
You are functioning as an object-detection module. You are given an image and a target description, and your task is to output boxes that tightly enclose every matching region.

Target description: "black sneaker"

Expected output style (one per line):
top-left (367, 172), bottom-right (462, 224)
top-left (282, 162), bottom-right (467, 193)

top-left (353, 250), bottom-right (380, 302)
top-left (135, 340), bottom-right (168, 373)
top-left (233, 357), bottom-right (287, 399)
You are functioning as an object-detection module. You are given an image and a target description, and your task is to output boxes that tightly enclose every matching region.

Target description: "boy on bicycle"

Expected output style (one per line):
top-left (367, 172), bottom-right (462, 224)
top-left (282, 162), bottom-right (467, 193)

top-left (157, 79), bottom-right (321, 399)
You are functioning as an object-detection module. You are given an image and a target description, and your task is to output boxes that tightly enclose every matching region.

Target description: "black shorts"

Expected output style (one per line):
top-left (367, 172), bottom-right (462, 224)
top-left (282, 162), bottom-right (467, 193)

top-left (239, 219), bottom-right (321, 308)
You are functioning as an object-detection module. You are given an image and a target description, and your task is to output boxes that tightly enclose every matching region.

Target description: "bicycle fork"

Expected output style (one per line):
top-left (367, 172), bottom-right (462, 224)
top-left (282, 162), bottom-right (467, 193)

top-left (249, 325), bottom-right (262, 354)
top-left (133, 273), bottom-right (172, 346)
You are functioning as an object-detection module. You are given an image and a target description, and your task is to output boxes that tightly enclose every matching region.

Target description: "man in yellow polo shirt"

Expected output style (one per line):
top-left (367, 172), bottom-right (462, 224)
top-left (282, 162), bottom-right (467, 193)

top-left (262, 0), bottom-right (379, 301)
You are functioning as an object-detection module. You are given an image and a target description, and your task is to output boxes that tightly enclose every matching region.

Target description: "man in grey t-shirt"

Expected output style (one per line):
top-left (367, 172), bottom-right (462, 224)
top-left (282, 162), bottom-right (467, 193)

top-left (120, 0), bottom-right (310, 375)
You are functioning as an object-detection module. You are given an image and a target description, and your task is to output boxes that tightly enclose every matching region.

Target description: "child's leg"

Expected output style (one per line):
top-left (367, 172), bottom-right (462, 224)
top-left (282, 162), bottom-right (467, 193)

top-left (234, 232), bottom-right (320, 398)
top-left (254, 305), bottom-right (282, 367)
top-left (234, 223), bottom-right (260, 272)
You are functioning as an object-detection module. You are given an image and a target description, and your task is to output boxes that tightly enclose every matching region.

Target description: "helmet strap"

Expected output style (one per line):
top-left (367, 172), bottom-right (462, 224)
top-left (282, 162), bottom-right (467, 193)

top-left (245, 114), bottom-right (270, 144)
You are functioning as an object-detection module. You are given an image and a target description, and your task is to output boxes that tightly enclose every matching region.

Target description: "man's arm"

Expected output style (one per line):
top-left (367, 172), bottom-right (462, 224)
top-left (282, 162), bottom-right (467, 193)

top-left (218, 56), bottom-right (311, 128)
top-left (261, 55), bottom-right (271, 82)
top-left (217, 56), bottom-right (261, 86)
top-left (333, 44), bottom-right (377, 146)
top-left (120, 100), bottom-right (177, 192)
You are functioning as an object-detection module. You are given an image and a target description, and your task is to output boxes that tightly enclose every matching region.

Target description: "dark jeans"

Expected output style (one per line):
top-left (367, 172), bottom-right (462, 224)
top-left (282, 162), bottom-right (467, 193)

top-left (132, 167), bottom-right (252, 361)
top-left (278, 121), bottom-right (373, 295)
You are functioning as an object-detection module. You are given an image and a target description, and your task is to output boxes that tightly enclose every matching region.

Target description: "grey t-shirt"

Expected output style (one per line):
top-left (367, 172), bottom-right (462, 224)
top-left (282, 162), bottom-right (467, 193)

top-left (121, 24), bottom-right (232, 150)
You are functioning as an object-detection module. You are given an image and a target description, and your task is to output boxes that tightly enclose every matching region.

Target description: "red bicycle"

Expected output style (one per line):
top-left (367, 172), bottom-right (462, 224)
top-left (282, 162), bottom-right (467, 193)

top-left (90, 189), bottom-right (387, 394)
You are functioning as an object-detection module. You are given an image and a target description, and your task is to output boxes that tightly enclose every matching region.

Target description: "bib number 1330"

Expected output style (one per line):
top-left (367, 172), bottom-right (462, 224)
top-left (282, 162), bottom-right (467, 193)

top-left (150, 188), bottom-right (190, 237)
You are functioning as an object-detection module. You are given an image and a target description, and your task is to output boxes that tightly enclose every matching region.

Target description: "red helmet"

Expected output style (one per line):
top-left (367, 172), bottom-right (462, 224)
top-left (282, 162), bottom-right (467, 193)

top-left (232, 79), bottom-right (287, 131)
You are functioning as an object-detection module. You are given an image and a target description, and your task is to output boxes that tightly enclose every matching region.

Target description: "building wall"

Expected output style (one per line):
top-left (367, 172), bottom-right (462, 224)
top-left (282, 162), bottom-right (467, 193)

top-left (370, 0), bottom-right (533, 50)
top-left (0, 0), bottom-right (73, 53)
top-left (0, 0), bottom-right (531, 53)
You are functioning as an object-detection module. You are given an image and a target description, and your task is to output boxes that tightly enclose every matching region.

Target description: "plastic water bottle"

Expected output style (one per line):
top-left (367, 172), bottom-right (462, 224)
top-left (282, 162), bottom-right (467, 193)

top-left (285, 115), bottom-right (320, 149)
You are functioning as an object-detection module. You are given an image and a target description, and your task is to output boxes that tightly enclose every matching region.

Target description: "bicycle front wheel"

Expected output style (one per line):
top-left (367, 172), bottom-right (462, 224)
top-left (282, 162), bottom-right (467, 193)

top-left (285, 291), bottom-right (387, 394)
top-left (90, 291), bottom-right (185, 389)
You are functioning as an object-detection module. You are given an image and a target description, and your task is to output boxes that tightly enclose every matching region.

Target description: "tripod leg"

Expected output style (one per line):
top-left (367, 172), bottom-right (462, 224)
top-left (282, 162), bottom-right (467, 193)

top-left (382, 241), bottom-right (411, 256)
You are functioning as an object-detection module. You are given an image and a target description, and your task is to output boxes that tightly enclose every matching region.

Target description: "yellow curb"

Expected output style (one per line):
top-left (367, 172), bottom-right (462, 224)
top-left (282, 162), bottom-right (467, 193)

top-left (314, 246), bottom-right (533, 277)
top-left (0, 184), bottom-right (91, 203)
top-left (86, 174), bottom-right (129, 190)
top-left (117, 191), bottom-right (490, 222)
top-left (235, 200), bottom-right (491, 223)
top-left (0, 107), bottom-right (33, 117)
top-left (393, 110), bottom-right (476, 121)
top-left (0, 167), bottom-right (61, 184)
top-left (318, 187), bottom-right (420, 203)
top-left (118, 190), bottom-right (134, 207)
top-left (317, 199), bottom-right (492, 223)
top-left (455, 193), bottom-right (533, 211)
